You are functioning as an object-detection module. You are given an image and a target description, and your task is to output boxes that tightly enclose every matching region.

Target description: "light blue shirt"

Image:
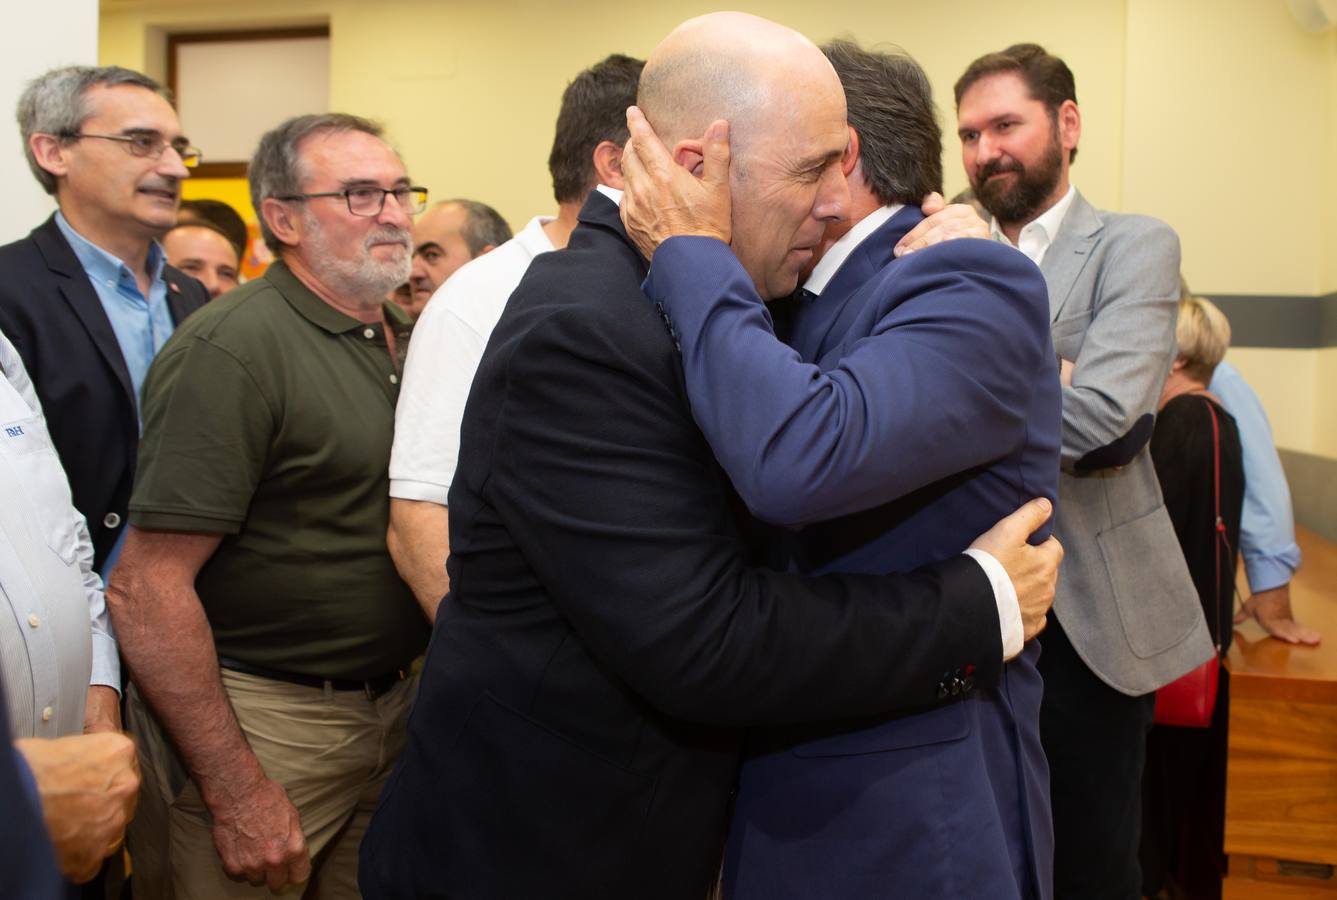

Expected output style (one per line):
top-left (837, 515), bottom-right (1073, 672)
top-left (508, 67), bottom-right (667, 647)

top-left (54, 212), bottom-right (174, 424)
top-left (55, 213), bottom-right (176, 575)
top-left (1209, 360), bottom-right (1302, 592)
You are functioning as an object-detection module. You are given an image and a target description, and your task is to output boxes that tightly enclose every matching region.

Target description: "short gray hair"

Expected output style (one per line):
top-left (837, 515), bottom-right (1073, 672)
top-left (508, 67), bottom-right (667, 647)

top-left (16, 65), bottom-right (168, 195)
top-left (444, 199), bottom-right (513, 256)
top-left (249, 113), bottom-right (385, 254)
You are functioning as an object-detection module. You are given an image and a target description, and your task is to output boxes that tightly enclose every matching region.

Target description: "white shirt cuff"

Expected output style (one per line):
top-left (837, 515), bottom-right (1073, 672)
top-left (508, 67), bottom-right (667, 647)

top-left (89, 630), bottom-right (122, 695)
top-left (963, 548), bottom-right (1024, 661)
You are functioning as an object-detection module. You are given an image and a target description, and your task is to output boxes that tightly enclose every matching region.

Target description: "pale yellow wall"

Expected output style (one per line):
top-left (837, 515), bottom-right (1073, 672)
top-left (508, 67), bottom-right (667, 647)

top-left (100, 0), bottom-right (1127, 236)
top-left (1316, 348), bottom-right (1337, 458)
top-left (100, 0), bottom-right (1336, 455)
top-left (1325, 29), bottom-right (1337, 295)
top-left (1225, 347), bottom-right (1318, 453)
top-left (1124, 0), bottom-right (1332, 297)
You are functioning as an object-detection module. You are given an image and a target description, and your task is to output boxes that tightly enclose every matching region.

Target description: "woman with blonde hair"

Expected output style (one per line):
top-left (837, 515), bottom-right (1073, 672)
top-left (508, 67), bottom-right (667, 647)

top-left (1140, 290), bottom-right (1245, 900)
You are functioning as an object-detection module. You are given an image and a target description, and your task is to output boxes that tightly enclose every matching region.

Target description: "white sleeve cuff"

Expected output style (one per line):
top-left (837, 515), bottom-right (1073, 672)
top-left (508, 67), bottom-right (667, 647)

top-left (89, 630), bottom-right (122, 695)
top-left (388, 478), bottom-right (452, 504)
top-left (963, 548), bottom-right (1024, 661)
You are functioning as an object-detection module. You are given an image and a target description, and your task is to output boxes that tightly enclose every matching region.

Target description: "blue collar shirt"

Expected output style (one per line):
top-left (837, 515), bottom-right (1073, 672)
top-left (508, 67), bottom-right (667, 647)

top-left (54, 211), bottom-right (175, 427)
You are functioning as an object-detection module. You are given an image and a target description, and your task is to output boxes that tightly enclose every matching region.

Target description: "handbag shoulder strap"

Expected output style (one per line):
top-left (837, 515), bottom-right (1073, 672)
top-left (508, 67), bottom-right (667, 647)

top-left (1204, 397), bottom-right (1226, 652)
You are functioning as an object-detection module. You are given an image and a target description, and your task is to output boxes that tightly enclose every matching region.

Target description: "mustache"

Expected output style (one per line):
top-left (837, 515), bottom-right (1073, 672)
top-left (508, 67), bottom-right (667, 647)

top-left (977, 158), bottom-right (1024, 181)
top-left (139, 179), bottom-right (180, 194)
top-left (365, 226), bottom-right (411, 251)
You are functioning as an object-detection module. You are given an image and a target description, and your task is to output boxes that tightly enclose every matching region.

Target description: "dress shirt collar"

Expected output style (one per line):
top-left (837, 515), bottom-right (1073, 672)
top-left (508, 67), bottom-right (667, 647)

top-left (802, 203), bottom-right (903, 297)
top-left (595, 184), bottom-right (624, 206)
top-left (989, 184), bottom-right (1075, 266)
top-left (55, 210), bottom-right (166, 289)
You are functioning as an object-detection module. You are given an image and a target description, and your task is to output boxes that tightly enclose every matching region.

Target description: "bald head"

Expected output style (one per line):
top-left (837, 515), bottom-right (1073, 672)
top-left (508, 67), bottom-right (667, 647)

top-left (636, 13), bottom-right (851, 300)
top-left (638, 13), bottom-right (843, 163)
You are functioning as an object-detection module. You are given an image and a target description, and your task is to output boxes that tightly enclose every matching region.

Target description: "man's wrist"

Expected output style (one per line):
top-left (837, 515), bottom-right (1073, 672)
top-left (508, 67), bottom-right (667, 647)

top-left (962, 548), bottom-right (1022, 660)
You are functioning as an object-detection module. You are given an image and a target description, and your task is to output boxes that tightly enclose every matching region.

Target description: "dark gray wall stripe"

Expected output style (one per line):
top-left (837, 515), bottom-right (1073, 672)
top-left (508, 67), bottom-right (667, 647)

top-left (1280, 448), bottom-right (1337, 545)
top-left (1208, 293), bottom-right (1337, 349)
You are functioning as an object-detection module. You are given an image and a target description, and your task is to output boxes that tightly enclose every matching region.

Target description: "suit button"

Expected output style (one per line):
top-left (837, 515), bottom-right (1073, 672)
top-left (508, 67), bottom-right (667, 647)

top-left (41, 706), bottom-right (53, 722)
top-left (103, 512), bottom-right (121, 529)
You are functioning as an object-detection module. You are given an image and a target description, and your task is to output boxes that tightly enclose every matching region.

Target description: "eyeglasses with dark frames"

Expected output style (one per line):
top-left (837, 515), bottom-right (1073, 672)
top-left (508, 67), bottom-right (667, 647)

top-left (276, 186), bottom-right (430, 217)
top-left (62, 131), bottom-right (202, 168)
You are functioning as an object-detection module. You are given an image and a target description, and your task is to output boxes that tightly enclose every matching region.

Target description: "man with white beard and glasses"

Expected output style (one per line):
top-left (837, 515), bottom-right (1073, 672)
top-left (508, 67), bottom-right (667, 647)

top-left (106, 113), bottom-right (430, 898)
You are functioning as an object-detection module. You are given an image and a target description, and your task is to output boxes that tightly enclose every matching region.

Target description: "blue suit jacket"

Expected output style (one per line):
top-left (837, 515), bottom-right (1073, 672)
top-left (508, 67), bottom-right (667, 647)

top-left (645, 208), bottom-right (1061, 900)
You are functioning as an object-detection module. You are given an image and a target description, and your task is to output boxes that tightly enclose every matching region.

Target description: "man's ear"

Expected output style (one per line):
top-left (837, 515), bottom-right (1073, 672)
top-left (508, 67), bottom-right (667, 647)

top-left (261, 197), bottom-right (301, 249)
top-left (592, 139), bottom-right (624, 190)
top-left (1170, 357), bottom-right (1187, 372)
top-left (29, 133), bottom-right (70, 181)
top-left (672, 139), bottom-right (706, 178)
top-left (842, 126), bottom-right (860, 178)
top-left (1058, 100), bottom-right (1081, 158)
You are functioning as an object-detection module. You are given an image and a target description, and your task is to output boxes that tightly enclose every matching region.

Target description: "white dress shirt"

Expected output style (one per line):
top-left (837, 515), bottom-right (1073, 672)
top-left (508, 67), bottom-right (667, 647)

top-left (990, 184), bottom-right (1077, 266)
top-left (0, 330), bottom-right (118, 738)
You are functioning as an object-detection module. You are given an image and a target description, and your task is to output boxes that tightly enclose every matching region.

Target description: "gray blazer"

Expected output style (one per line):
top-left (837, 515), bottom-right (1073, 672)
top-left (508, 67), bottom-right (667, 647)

top-left (1042, 190), bottom-right (1213, 696)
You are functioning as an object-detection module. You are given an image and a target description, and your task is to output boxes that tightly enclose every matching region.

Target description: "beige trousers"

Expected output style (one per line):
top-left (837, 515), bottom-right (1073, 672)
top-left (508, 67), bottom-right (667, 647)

top-left (126, 668), bottom-right (417, 899)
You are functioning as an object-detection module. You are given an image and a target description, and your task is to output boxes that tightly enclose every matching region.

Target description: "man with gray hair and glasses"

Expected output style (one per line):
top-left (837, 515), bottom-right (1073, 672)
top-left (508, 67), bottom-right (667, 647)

top-left (106, 113), bottom-right (431, 897)
top-left (0, 65), bottom-right (210, 592)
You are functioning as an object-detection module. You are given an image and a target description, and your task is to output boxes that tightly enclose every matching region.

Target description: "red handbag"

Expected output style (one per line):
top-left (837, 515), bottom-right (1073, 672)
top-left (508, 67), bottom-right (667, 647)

top-left (1153, 398), bottom-right (1229, 729)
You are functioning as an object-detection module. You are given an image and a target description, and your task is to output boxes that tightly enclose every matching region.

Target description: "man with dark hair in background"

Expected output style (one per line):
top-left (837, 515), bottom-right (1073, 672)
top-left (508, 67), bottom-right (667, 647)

top-left (108, 112), bottom-right (430, 897)
top-left (0, 66), bottom-right (210, 590)
top-left (619, 39), bottom-right (1060, 899)
top-left (162, 219), bottom-right (240, 299)
top-left (387, 52), bottom-right (644, 617)
top-left (403, 198), bottom-right (511, 318)
top-left (955, 43), bottom-right (1213, 899)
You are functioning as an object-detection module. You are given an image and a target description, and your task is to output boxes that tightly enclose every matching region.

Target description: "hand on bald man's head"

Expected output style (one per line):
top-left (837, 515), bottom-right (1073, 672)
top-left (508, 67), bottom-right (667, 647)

top-left (619, 108), bottom-right (730, 259)
top-left (627, 12), bottom-right (852, 300)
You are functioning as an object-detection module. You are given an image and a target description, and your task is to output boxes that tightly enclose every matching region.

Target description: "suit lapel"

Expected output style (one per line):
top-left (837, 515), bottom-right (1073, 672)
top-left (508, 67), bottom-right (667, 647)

top-left (163, 265), bottom-right (196, 324)
top-left (1040, 190), bottom-right (1103, 322)
top-left (31, 216), bottom-right (136, 410)
top-left (797, 207), bottom-right (922, 361)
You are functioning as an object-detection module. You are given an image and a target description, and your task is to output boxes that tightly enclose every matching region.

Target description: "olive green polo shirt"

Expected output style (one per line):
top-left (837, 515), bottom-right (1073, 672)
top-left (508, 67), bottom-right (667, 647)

top-left (131, 261), bottom-right (428, 680)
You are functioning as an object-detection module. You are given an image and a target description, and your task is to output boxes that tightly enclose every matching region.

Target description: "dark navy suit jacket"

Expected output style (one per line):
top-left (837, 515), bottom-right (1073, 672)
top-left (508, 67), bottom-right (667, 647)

top-left (644, 207), bottom-right (1061, 900)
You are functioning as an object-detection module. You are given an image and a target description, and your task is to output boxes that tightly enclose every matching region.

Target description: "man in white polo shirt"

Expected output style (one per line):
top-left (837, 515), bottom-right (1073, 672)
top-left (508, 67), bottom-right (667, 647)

top-left (388, 53), bottom-right (643, 615)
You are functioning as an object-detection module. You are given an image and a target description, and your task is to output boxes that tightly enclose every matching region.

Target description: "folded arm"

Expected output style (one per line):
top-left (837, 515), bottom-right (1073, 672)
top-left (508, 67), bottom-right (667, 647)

top-left (1060, 222), bottom-right (1180, 473)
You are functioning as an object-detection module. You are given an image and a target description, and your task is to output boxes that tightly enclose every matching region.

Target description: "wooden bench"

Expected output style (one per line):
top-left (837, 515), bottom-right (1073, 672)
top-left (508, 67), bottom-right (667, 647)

top-left (1224, 525), bottom-right (1337, 898)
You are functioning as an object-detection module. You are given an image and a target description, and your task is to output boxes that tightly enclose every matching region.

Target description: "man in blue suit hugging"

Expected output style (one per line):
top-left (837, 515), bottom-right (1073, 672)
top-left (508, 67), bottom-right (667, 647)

top-left (620, 39), bottom-right (1062, 900)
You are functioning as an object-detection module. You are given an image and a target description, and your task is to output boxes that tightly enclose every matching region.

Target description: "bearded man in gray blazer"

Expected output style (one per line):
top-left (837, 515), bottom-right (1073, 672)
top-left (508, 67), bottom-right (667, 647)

top-left (955, 44), bottom-right (1213, 900)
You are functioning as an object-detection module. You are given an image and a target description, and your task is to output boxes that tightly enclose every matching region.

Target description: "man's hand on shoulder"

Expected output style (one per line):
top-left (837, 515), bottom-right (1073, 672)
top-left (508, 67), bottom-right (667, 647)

top-left (206, 771), bottom-right (311, 892)
top-left (619, 105), bottom-right (731, 260)
top-left (893, 192), bottom-right (991, 258)
top-left (969, 497), bottom-right (1063, 644)
top-left (15, 731), bottom-right (140, 883)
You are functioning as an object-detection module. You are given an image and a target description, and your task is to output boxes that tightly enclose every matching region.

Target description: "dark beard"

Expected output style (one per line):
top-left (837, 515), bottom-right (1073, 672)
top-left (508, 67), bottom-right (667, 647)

top-left (972, 138), bottom-right (1064, 227)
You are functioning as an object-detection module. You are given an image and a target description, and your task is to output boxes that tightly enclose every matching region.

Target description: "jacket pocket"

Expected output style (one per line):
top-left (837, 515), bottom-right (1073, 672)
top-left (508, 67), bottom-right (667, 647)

top-left (791, 699), bottom-right (969, 758)
top-left (1098, 505), bottom-right (1204, 659)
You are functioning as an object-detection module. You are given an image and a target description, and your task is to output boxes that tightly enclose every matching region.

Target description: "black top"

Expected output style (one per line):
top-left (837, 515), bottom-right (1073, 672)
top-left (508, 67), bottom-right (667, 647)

top-left (1150, 393), bottom-right (1245, 653)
